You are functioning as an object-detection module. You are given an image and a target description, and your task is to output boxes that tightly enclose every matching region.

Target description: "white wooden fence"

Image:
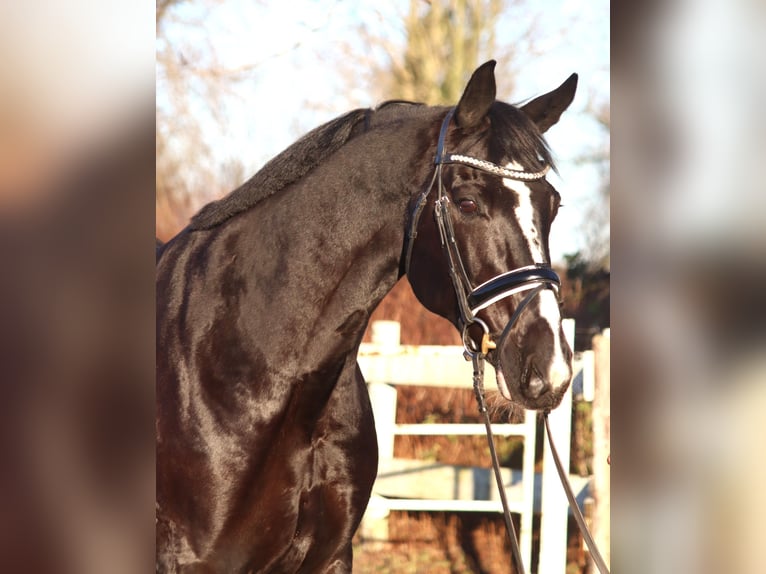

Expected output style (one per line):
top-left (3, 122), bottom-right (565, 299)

top-left (357, 319), bottom-right (594, 573)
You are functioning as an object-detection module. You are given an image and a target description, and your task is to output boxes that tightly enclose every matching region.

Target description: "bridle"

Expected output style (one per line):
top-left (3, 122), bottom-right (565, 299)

top-left (404, 107), bottom-right (560, 357)
top-left (404, 108), bottom-right (610, 574)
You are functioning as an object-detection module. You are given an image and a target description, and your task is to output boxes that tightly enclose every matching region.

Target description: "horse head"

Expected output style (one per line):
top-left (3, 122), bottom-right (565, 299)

top-left (406, 61), bottom-right (577, 411)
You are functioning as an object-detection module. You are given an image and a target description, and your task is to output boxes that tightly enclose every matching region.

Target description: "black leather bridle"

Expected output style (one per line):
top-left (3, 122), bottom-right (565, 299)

top-left (403, 108), bottom-right (611, 574)
top-left (404, 108), bottom-right (561, 356)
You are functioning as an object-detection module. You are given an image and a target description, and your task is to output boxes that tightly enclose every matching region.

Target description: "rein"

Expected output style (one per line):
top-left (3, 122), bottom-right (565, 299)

top-left (472, 351), bottom-right (610, 574)
top-left (405, 109), bottom-right (610, 573)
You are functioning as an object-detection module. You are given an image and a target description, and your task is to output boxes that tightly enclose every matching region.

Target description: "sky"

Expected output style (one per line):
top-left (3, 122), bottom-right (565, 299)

top-left (159, 0), bottom-right (609, 264)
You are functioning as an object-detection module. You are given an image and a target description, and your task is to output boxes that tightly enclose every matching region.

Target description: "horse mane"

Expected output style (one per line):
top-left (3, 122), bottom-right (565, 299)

top-left (190, 108), bottom-right (370, 230)
top-left (375, 99), bottom-right (423, 109)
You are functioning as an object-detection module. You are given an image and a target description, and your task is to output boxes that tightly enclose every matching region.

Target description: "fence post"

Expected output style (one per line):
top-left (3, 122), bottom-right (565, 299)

top-left (371, 320), bottom-right (401, 354)
top-left (361, 321), bottom-right (401, 541)
top-left (367, 320), bottom-right (401, 463)
top-left (581, 349), bottom-right (595, 402)
top-left (590, 328), bottom-right (610, 570)
top-left (520, 408), bottom-right (538, 571)
top-left (538, 318), bottom-right (575, 573)
top-left (368, 382), bottom-right (397, 463)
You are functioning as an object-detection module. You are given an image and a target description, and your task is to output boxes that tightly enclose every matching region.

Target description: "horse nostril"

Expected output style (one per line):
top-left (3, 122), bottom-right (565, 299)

top-left (527, 378), bottom-right (545, 398)
top-left (524, 364), bottom-right (548, 399)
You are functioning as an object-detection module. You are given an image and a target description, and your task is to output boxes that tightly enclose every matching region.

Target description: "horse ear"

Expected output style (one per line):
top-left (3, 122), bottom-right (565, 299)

top-left (454, 60), bottom-right (497, 128)
top-left (520, 73), bottom-right (578, 133)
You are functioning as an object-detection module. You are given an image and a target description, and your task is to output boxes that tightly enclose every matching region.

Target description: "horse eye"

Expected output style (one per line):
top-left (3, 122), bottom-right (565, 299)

top-left (458, 199), bottom-right (478, 214)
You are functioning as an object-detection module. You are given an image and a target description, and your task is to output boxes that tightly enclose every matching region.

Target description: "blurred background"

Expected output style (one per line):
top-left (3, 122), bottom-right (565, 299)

top-left (0, 2), bottom-right (154, 573)
top-left (612, 1), bottom-right (766, 573)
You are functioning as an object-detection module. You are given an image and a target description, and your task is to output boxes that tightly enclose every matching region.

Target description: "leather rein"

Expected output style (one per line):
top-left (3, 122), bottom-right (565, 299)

top-left (404, 109), bottom-right (610, 574)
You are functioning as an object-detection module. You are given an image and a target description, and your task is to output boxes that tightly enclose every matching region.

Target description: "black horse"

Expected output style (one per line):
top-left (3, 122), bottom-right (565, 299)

top-left (157, 61), bottom-right (577, 573)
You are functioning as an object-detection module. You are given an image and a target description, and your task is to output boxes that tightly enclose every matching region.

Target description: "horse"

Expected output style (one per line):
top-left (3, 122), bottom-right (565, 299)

top-left (156, 60), bottom-right (577, 573)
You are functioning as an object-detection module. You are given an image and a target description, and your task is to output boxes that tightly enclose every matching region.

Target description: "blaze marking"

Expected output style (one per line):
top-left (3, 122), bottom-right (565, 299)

top-left (502, 162), bottom-right (570, 385)
top-left (502, 161), bottom-right (541, 260)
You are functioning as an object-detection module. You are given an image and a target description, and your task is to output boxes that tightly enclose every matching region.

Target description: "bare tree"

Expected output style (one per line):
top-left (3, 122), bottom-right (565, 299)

top-left (344, 0), bottom-right (543, 106)
top-left (156, 0), bottom-right (251, 240)
top-left (577, 96), bottom-right (610, 269)
top-left (390, 0), bottom-right (506, 103)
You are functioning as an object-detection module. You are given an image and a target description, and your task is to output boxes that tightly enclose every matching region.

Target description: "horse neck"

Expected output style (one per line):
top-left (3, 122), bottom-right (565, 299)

top-left (218, 117), bottom-right (435, 365)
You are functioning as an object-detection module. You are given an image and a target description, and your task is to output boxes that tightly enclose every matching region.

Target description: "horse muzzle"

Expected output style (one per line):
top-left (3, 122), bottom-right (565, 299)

top-left (492, 290), bottom-right (573, 410)
top-left (462, 275), bottom-right (573, 411)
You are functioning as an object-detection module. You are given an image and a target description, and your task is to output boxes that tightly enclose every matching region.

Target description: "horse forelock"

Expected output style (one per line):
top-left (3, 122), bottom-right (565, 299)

top-left (488, 101), bottom-right (556, 175)
top-left (189, 108), bottom-right (371, 230)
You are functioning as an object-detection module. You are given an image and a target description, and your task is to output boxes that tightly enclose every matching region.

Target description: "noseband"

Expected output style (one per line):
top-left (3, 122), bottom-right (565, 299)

top-left (405, 108), bottom-right (561, 356)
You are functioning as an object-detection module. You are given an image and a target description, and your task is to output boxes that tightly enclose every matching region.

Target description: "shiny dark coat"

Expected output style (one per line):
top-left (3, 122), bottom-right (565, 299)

top-left (156, 61), bottom-right (576, 573)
